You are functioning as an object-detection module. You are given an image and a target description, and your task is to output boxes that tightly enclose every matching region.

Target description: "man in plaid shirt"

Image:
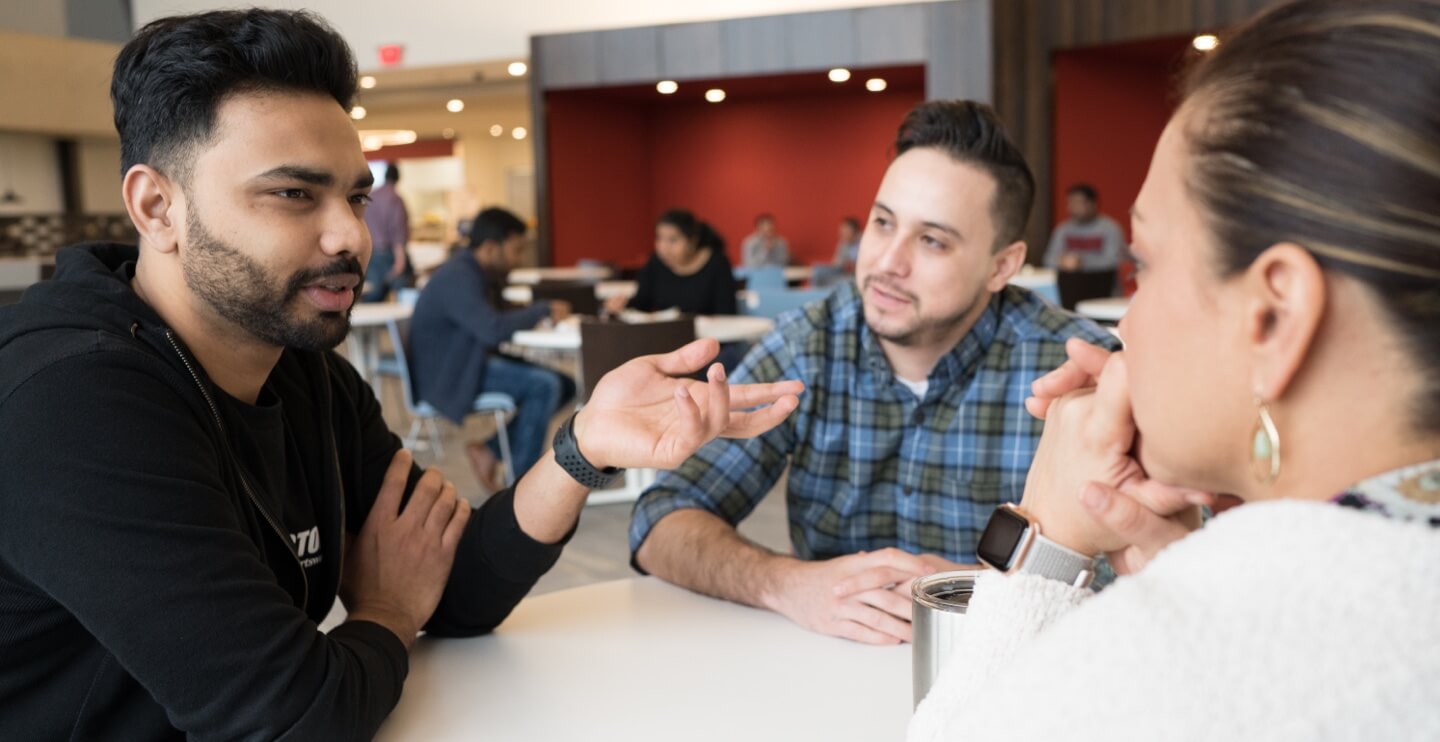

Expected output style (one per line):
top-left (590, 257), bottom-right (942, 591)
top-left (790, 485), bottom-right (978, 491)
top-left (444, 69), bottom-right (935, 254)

top-left (630, 101), bottom-right (1119, 645)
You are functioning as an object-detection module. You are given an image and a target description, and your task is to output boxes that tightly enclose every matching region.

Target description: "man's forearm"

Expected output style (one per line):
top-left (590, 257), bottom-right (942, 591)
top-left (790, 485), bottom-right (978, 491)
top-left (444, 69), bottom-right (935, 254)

top-left (512, 449), bottom-right (588, 544)
top-left (635, 509), bottom-right (796, 610)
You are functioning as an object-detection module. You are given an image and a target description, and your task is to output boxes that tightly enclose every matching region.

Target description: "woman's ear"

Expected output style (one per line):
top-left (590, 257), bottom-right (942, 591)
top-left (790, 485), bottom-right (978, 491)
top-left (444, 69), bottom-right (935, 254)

top-left (1242, 243), bottom-right (1326, 400)
top-left (123, 165), bottom-right (181, 255)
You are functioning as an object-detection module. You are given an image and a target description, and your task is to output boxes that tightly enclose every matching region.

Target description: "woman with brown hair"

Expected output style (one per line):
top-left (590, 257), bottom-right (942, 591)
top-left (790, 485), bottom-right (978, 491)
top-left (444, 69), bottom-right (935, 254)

top-left (908, 1), bottom-right (1440, 738)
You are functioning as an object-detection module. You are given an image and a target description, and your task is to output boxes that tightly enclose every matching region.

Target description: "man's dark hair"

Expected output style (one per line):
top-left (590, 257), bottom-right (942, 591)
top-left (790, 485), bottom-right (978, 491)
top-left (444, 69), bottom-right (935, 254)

top-left (1067, 183), bottom-right (1098, 202)
top-left (385, 164), bottom-right (401, 185)
top-left (841, 216), bottom-right (861, 231)
top-left (894, 100), bottom-right (1035, 248)
top-left (111, 9), bottom-right (358, 180)
top-left (469, 207), bottom-right (527, 248)
top-left (754, 213), bottom-right (775, 226)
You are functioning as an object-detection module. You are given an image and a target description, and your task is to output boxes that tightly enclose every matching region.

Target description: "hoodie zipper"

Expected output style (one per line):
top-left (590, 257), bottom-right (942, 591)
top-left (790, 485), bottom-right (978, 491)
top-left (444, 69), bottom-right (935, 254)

top-left (163, 330), bottom-right (310, 611)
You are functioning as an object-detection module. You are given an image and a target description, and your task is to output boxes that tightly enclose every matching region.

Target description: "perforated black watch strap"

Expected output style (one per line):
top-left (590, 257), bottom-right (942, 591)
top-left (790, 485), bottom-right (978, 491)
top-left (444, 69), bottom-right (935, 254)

top-left (551, 411), bottom-right (623, 489)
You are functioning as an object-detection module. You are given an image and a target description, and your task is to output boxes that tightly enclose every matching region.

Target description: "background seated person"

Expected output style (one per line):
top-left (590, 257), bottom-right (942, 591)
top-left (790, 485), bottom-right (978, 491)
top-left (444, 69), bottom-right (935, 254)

top-left (410, 207), bottom-right (575, 491)
top-left (604, 209), bottom-right (739, 317)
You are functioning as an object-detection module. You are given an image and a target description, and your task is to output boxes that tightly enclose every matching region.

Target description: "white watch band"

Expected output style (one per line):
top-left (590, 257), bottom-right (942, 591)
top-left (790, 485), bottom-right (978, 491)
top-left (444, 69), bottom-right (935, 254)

top-left (1016, 532), bottom-right (1096, 588)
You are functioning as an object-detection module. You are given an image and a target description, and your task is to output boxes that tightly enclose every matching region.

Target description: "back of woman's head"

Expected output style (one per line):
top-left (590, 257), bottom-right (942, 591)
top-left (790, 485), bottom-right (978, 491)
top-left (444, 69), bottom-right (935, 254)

top-left (696, 222), bottom-right (726, 254)
top-left (1181, 0), bottom-right (1440, 431)
top-left (657, 209), bottom-right (700, 243)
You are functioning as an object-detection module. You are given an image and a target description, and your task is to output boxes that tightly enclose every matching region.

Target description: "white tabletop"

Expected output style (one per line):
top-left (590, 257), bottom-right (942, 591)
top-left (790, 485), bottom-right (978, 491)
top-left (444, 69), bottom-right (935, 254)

top-left (502, 280), bottom-right (638, 304)
top-left (1007, 266), bottom-right (1057, 290)
top-left (349, 301), bottom-right (414, 327)
top-left (511, 314), bottom-right (775, 350)
top-left (1076, 296), bottom-right (1131, 322)
top-left (507, 266), bottom-right (614, 285)
top-left (734, 265), bottom-right (813, 282)
top-left (373, 577), bottom-right (911, 742)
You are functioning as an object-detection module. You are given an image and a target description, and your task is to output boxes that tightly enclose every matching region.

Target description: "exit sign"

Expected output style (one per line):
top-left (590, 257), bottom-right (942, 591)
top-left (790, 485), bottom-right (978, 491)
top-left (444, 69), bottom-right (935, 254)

top-left (377, 44), bottom-right (404, 66)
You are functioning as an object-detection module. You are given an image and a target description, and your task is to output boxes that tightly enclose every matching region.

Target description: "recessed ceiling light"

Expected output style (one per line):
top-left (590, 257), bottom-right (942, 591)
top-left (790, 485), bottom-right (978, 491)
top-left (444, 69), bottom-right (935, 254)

top-left (359, 75), bottom-right (377, 89)
top-left (446, 99), bottom-right (465, 113)
top-left (508, 61), bottom-right (528, 77)
top-left (865, 78), bottom-right (887, 92)
top-left (656, 80), bottom-right (679, 95)
top-left (1192, 34), bottom-right (1219, 51)
top-left (828, 68), bottom-right (851, 83)
top-left (490, 124), bottom-right (504, 137)
top-left (512, 127), bottom-right (528, 140)
top-left (442, 128), bottom-right (455, 139)
top-left (705, 88), bottom-right (726, 103)
top-left (350, 105), bottom-right (367, 120)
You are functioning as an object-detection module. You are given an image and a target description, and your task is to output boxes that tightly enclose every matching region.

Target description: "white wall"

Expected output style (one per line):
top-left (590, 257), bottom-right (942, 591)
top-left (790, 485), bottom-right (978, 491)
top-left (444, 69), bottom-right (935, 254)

top-left (78, 138), bottom-right (125, 214)
top-left (131, 0), bottom-right (938, 68)
top-left (0, 132), bottom-right (64, 215)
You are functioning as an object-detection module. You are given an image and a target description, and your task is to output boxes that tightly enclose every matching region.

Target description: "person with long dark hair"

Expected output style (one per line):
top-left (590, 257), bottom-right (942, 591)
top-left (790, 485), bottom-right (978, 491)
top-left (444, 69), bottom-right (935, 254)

top-left (605, 208), bottom-right (739, 317)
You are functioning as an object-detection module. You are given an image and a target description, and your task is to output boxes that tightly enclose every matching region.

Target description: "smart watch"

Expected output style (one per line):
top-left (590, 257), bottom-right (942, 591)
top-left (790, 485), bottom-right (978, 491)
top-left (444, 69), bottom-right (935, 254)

top-left (551, 411), bottom-right (624, 489)
top-left (976, 503), bottom-right (1097, 588)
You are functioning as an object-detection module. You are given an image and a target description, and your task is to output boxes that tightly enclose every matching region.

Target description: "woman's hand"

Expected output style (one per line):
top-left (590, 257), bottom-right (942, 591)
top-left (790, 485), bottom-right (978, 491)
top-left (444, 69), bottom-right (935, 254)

top-left (1020, 352), bottom-right (1210, 575)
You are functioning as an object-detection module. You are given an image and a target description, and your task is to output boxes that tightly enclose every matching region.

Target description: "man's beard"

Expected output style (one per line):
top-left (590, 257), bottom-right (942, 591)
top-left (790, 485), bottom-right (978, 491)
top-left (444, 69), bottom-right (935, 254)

top-left (181, 206), bottom-right (361, 352)
top-left (861, 274), bottom-right (983, 348)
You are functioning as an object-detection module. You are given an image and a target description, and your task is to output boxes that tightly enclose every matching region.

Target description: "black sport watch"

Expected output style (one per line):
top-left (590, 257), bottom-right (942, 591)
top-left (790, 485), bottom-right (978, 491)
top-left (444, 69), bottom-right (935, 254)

top-left (551, 411), bottom-right (623, 489)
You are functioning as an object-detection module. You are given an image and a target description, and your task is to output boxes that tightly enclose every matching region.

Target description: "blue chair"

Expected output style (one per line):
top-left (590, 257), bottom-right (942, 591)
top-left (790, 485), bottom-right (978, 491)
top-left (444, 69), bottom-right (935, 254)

top-left (741, 265), bottom-right (788, 290)
top-left (374, 317), bottom-right (517, 486)
top-left (744, 287), bottom-right (831, 321)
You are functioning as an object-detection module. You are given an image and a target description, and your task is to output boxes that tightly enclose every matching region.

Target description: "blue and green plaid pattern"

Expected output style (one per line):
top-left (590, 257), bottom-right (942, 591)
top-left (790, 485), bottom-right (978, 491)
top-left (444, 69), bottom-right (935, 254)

top-left (629, 281), bottom-right (1121, 565)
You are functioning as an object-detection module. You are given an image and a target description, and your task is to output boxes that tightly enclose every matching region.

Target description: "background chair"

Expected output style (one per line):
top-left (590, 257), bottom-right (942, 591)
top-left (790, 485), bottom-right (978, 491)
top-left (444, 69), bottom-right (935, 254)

top-left (1056, 269), bottom-right (1117, 311)
top-left (742, 287), bottom-right (831, 321)
top-left (577, 317), bottom-right (696, 403)
top-left (531, 280), bottom-right (601, 316)
top-left (374, 317), bottom-right (518, 486)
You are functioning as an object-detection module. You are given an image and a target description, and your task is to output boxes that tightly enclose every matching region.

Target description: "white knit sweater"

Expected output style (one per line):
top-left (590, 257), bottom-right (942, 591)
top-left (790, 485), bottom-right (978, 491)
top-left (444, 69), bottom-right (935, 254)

top-left (908, 500), bottom-right (1440, 741)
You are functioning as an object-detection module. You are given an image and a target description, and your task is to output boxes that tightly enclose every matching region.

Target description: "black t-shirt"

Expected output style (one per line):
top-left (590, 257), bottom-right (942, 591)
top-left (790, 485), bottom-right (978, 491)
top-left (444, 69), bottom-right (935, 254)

top-left (629, 249), bottom-right (739, 316)
top-left (213, 385), bottom-right (329, 618)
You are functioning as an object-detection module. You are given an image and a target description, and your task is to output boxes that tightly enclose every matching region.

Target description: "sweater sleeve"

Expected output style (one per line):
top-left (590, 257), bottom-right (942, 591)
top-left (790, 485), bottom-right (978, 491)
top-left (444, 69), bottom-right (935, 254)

top-left (437, 268), bottom-right (549, 347)
top-left (328, 353), bottom-right (569, 638)
top-left (907, 571), bottom-right (1089, 742)
top-left (709, 253), bottom-right (739, 316)
top-left (0, 353), bottom-right (406, 742)
top-left (628, 255), bottom-right (659, 312)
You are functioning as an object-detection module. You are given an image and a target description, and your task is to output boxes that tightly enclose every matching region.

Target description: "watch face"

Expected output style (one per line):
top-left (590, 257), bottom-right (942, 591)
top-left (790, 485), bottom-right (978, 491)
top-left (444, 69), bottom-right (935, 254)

top-left (977, 506), bottom-right (1029, 569)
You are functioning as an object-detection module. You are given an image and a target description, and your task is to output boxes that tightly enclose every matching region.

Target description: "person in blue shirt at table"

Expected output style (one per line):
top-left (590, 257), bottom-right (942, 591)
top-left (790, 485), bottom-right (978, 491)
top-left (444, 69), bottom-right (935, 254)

top-left (630, 100), bottom-right (1120, 645)
top-left (409, 207), bottom-right (575, 491)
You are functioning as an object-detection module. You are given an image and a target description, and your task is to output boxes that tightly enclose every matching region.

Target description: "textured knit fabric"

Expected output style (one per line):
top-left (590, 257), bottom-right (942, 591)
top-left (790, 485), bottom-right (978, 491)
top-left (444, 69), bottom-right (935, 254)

top-left (629, 281), bottom-right (1119, 564)
top-left (908, 463), bottom-right (1440, 741)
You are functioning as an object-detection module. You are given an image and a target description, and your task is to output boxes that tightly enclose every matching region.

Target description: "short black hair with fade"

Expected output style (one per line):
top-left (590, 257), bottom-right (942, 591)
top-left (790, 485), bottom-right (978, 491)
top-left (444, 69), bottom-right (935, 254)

top-left (469, 207), bottom-right (528, 248)
top-left (893, 100), bottom-right (1036, 248)
top-left (111, 8), bottom-right (358, 181)
top-left (1067, 183), bottom-right (1098, 202)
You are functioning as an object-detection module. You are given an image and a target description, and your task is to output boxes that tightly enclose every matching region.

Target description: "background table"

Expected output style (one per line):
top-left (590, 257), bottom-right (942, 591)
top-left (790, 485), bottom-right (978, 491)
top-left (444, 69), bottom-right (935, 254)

top-left (508, 266), bottom-right (615, 285)
top-left (511, 314), bottom-right (775, 350)
top-left (374, 577), bottom-right (911, 742)
top-left (1008, 266), bottom-right (1059, 304)
top-left (502, 280), bottom-right (637, 305)
top-left (1075, 296), bottom-right (1130, 323)
top-left (346, 302), bottom-right (414, 384)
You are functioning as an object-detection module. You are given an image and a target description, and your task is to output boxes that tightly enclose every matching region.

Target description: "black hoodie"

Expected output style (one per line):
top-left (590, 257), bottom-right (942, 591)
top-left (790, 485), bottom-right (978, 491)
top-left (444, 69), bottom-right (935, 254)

top-left (0, 243), bottom-right (568, 740)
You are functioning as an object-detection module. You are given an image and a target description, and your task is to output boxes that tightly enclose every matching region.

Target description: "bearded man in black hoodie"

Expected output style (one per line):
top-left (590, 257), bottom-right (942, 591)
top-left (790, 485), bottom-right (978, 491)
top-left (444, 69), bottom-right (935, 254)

top-left (0, 9), bottom-right (801, 740)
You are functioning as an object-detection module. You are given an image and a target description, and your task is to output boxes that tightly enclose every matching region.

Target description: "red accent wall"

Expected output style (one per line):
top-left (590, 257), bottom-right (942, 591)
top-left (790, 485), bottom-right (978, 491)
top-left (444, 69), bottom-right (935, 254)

top-left (1051, 38), bottom-right (1188, 237)
top-left (547, 80), bottom-right (924, 268)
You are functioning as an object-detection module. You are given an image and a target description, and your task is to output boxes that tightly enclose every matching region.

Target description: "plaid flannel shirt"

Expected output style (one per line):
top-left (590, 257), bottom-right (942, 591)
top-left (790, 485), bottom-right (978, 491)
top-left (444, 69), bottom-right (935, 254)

top-left (629, 280), bottom-right (1121, 565)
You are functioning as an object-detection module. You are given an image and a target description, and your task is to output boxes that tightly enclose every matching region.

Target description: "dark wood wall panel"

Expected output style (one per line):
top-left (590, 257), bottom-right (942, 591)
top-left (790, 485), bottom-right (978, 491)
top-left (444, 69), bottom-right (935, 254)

top-left (995, 0), bottom-right (1280, 258)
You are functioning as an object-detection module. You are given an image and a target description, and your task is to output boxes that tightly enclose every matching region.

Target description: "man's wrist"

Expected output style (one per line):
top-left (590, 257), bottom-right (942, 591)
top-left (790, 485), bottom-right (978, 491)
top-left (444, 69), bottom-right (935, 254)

top-left (754, 553), bottom-right (800, 614)
top-left (571, 405), bottom-right (606, 470)
top-left (346, 608), bottom-right (419, 651)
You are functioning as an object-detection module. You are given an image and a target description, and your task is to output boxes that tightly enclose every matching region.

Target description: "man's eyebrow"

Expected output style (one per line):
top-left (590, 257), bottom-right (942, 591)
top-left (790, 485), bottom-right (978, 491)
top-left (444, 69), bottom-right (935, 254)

top-left (251, 166), bottom-right (375, 191)
top-left (252, 165), bottom-right (335, 187)
top-left (921, 220), bottom-right (963, 239)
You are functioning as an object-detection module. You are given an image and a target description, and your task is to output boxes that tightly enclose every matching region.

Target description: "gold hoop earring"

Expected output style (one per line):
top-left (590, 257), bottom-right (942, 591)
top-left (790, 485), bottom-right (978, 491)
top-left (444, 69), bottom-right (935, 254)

top-left (1251, 399), bottom-right (1281, 485)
